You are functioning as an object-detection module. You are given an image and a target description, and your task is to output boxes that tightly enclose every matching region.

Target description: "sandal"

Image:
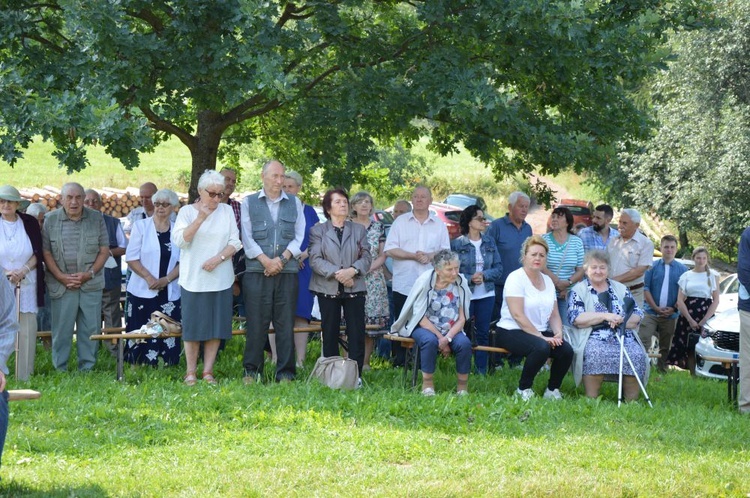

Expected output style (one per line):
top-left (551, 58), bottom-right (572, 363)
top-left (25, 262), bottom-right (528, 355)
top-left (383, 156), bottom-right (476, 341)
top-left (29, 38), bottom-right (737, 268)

top-left (184, 372), bottom-right (197, 386)
top-left (202, 372), bottom-right (218, 385)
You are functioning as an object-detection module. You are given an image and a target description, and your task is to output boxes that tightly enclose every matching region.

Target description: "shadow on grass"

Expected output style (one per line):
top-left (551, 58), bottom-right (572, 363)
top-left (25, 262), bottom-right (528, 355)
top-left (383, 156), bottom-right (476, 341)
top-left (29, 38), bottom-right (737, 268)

top-left (0, 480), bottom-right (108, 497)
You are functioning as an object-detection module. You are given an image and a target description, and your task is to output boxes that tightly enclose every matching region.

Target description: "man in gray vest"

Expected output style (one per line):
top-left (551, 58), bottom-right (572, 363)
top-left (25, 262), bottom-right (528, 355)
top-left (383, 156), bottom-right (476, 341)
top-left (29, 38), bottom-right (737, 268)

top-left (84, 189), bottom-right (127, 342)
top-left (42, 183), bottom-right (109, 371)
top-left (241, 160), bottom-right (305, 383)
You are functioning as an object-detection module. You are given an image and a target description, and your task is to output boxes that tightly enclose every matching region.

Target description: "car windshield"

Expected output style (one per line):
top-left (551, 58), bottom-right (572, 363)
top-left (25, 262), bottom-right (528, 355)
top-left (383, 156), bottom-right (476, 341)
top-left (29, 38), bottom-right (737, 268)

top-left (721, 276), bottom-right (739, 294)
top-left (565, 206), bottom-right (590, 215)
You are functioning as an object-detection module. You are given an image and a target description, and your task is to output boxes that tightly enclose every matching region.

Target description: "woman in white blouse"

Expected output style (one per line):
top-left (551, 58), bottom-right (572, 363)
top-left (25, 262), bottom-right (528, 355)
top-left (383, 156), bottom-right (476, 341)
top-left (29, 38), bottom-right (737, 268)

top-left (669, 247), bottom-right (720, 374)
top-left (125, 189), bottom-right (181, 366)
top-left (173, 170), bottom-right (242, 386)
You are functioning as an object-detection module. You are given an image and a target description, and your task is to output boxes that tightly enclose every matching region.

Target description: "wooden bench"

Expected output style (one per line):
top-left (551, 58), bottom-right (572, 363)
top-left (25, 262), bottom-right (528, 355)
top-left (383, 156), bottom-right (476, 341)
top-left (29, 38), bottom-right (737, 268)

top-left (8, 389), bottom-right (41, 401)
top-left (383, 334), bottom-right (510, 388)
top-left (92, 324), bottom-right (382, 381)
top-left (701, 355), bottom-right (740, 403)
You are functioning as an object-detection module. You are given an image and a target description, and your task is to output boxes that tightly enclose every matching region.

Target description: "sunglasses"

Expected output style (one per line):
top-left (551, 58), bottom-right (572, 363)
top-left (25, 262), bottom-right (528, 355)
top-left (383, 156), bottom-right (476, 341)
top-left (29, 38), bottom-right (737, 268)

top-left (205, 191), bottom-right (224, 199)
top-left (472, 216), bottom-right (485, 222)
top-left (153, 202), bottom-right (172, 208)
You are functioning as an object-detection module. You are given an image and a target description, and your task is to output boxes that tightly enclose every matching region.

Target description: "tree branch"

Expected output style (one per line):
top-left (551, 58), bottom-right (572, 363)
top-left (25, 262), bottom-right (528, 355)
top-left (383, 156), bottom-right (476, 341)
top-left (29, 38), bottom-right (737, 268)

top-left (126, 8), bottom-right (165, 35)
top-left (139, 105), bottom-right (196, 151)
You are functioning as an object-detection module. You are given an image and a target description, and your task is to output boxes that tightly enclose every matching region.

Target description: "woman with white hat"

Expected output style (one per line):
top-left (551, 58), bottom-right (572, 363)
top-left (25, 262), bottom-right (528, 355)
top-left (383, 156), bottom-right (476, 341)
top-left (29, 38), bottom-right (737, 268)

top-left (0, 185), bottom-right (43, 381)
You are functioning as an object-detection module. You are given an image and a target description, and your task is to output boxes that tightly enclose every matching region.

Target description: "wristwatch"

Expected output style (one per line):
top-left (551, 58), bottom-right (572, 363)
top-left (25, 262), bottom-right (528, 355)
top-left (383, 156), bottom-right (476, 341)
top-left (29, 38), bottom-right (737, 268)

top-left (446, 335), bottom-right (453, 343)
top-left (352, 267), bottom-right (361, 277)
top-left (279, 254), bottom-right (288, 265)
top-left (220, 254), bottom-right (226, 261)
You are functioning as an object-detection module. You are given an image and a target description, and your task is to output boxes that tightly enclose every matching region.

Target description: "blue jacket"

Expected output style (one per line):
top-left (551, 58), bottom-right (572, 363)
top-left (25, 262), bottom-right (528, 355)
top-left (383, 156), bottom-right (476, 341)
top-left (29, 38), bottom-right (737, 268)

top-left (451, 234), bottom-right (503, 294)
top-left (738, 227), bottom-right (750, 313)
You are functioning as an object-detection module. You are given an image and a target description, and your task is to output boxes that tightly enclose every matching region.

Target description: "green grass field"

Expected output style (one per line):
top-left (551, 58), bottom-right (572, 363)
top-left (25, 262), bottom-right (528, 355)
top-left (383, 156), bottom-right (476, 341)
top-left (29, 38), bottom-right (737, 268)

top-left (1, 336), bottom-right (748, 497)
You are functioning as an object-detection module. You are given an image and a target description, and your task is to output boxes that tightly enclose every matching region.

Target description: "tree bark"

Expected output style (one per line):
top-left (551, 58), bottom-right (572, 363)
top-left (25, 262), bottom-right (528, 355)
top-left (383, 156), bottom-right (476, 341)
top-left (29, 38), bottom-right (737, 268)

top-left (188, 111), bottom-right (226, 202)
top-left (679, 228), bottom-right (690, 256)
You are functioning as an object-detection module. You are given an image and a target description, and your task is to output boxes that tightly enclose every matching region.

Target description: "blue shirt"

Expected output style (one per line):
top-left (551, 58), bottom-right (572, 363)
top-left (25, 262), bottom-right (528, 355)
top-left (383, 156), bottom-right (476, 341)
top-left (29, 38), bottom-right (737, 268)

top-left (643, 258), bottom-right (688, 318)
top-left (738, 226), bottom-right (750, 312)
top-left (486, 214), bottom-right (532, 286)
top-left (578, 226), bottom-right (620, 252)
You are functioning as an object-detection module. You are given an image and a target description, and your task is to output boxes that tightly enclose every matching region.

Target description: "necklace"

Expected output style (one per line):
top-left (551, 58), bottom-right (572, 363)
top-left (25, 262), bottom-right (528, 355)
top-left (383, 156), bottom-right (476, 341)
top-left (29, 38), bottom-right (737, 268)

top-left (1, 217), bottom-right (19, 242)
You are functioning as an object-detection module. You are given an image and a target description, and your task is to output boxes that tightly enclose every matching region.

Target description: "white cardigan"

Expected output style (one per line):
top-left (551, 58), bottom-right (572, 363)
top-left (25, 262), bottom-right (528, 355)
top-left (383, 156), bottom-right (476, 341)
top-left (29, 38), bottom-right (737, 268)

top-left (126, 217), bottom-right (181, 301)
top-left (391, 269), bottom-right (471, 337)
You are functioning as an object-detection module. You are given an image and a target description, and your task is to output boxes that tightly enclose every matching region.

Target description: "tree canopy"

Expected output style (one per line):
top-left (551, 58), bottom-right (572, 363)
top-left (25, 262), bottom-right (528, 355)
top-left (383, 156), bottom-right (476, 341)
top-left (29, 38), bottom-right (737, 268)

top-left (0, 0), bottom-right (708, 198)
top-left (623, 0), bottom-right (750, 258)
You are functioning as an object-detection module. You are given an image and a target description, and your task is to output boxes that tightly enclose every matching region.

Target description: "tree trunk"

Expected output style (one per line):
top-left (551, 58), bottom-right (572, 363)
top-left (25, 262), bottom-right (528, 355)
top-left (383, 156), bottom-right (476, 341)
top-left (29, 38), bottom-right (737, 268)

top-left (679, 228), bottom-right (690, 257)
top-left (188, 111), bottom-right (225, 202)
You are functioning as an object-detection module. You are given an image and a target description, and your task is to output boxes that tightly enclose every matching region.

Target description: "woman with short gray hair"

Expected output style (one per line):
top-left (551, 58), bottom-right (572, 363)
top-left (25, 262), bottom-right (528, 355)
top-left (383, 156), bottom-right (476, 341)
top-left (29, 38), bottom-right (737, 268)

top-left (391, 249), bottom-right (473, 396)
top-left (173, 170), bottom-right (242, 385)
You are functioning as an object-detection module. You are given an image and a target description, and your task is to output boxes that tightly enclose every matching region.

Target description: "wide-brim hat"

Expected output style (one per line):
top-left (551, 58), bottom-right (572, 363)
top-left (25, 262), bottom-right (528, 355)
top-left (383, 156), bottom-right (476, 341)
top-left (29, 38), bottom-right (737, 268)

top-left (0, 185), bottom-right (31, 210)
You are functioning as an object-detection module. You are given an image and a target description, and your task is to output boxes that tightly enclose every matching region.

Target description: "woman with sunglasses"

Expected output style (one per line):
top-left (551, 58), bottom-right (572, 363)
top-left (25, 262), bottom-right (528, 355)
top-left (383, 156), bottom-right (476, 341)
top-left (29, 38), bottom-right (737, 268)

top-left (124, 189), bottom-right (182, 367)
top-left (451, 205), bottom-right (502, 374)
top-left (173, 170), bottom-right (242, 385)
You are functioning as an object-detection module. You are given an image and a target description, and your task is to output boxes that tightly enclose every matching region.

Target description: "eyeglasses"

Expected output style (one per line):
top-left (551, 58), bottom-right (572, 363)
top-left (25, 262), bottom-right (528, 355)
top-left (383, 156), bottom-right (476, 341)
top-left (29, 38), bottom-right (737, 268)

top-left (472, 216), bottom-right (485, 222)
top-left (153, 202), bottom-right (172, 208)
top-left (205, 191), bottom-right (224, 199)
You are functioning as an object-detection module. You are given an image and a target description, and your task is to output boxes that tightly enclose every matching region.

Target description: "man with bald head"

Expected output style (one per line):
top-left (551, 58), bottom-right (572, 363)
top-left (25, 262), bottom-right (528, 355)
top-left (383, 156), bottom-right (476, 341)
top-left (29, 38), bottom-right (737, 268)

top-left (42, 183), bottom-right (110, 371)
top-left (608, 208), bottom-right (654, 307)
top-left (384, 186), bottom-right (450, 366)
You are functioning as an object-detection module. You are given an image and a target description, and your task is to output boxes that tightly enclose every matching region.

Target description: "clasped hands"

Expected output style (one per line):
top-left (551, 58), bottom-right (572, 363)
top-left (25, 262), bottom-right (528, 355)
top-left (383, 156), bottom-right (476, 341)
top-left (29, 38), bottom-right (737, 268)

top-left (334, 267), bottom-right (357, 288)
top-left (145, 274), bottom-right (170, 290)
top-left (5, 268), bottom-right (27, 286)
top-left (61, 272), bottom-right (93, 289)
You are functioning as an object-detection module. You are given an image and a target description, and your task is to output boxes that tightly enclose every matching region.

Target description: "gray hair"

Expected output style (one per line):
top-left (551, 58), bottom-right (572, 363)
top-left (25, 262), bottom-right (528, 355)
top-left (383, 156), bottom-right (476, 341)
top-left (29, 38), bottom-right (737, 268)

top-left (432, 249), bottom-right (459, 270)
top-left (284, 170), bottom-right (303, 187)
top-left (61, 182), bottom-right (85, 197)
top-left (583, 249), bottom-right (610, 269)
top-left (508, 191), bottom-right (530, 207)
top-left (197, 170), bottom-right (226, 191)
top-left (25, 203), bottom-right (47, 217)
top-left (153, 189), bottom-right (179, 207)
top-left (621, 208), bottom-right (641, 224)
top-left (350, 191), bottom-right (374, 217)
top-left (84, 189), bottom-right (102, 203)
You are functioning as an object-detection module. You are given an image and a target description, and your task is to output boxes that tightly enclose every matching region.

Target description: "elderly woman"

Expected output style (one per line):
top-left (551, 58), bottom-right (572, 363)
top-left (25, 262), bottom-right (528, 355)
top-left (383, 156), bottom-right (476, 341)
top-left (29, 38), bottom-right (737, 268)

top-left (125, 189), bottom-right (182, 366)
top-left (267, 171), bottom-right (319, 368)
top-left (542, 207), bottom-right (584, 326)
top-left (392, 250), bottom-right (472, 395)
top-left (451, 205), bottom-right (502, 375)
top-left (669, 246), bottom-right (720, 374)
top-left (350, 191), bottom-right (389, 371)
top-left (0, 185), bottom-right (44, 381)
top-left (567, 250), bottom-right (648, 400)
top-left (309, 189), bottom-right (371, 385)
top-left (173, 170), bottom-right (242, 385)
top-left (494, 235), bottom-right (573, 400)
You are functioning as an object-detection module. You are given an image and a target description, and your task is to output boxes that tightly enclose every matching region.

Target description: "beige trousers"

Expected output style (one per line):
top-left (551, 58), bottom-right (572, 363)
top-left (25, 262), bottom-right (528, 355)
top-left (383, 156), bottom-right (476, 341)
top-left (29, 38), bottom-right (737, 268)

top-left (16, 312), bottom-right (38, 381)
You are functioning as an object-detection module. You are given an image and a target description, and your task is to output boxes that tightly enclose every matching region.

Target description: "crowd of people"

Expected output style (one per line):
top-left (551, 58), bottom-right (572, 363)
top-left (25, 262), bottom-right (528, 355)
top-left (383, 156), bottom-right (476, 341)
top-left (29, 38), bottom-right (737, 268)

top-left (0, 163), bottom-right (748, 417)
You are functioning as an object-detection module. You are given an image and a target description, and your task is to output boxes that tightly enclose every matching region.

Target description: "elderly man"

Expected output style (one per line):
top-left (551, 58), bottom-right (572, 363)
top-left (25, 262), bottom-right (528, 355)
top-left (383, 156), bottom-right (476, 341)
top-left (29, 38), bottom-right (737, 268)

top-left (607, 208), bottom-right (654, 307)
top-left (84, 189), bottom-right (127, 342)
top-left (737, 226), bottom-right (750, 414)
top-left (43, 183), bottom-right (109, 371)
top-left (241, 160), bottom-right (305, 383)
top-left (578, 204), bottom-right (620, 252)
top-left (487, 191), bottom-right (531, 320)
top-left (220, 168), bottom-right (245, 317)
top-left (0, 277), bottom-right (18, 469)
top-left (392, 199), bottom-right (412, 219)
top-left (639, 235), bottom-right (688, 372)
top-left (384, 186), bottom-right (450, 366)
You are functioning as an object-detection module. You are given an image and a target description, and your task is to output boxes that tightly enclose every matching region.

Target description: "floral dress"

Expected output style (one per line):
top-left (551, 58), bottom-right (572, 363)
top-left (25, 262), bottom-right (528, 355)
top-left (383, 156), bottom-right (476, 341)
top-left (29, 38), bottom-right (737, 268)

top-left (363, 221), bottom-right (389, 328)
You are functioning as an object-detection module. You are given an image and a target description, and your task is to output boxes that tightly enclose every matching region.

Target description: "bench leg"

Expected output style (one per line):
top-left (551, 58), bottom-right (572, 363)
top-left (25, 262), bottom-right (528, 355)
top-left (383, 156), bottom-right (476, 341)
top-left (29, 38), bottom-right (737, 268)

top-left (117, 338), bottom-right (124, 382)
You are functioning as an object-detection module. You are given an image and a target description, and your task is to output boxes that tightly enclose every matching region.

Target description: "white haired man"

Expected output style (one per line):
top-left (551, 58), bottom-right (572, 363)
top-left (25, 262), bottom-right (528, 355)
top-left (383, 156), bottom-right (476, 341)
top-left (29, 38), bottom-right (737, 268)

top-left (607, 208), bottom-right (654, 307)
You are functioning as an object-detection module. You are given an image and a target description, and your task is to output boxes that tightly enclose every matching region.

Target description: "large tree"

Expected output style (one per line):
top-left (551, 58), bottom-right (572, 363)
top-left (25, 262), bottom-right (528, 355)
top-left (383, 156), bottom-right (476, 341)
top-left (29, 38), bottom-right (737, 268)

top-left (0, 0), bottom-right (707, 198)
top-left (623, 0), bottom-right (750, 258)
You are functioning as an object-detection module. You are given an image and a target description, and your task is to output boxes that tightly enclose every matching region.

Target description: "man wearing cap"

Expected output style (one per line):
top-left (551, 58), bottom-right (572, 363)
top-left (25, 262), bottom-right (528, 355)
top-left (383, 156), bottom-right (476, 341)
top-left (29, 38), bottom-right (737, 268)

top-left (42, 182), bottom-right (110, 371)
top-left (607, 208), bottom-right (654, 307)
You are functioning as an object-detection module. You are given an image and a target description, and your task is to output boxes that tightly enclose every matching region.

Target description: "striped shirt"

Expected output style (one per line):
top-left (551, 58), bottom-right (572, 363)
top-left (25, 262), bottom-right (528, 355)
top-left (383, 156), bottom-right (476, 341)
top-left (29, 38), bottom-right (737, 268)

top-left (542, 233), bottom-right (584, 282)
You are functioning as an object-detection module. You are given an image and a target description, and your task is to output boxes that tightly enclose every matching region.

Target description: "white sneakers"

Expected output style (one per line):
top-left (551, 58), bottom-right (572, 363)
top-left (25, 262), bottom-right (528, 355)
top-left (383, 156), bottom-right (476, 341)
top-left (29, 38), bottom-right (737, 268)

top-left (543, 388), bottom-right (563, 400)
top-left (516, 388), bottom-right (535, 401)
top-left (421, 387), bottom-right (436, 396)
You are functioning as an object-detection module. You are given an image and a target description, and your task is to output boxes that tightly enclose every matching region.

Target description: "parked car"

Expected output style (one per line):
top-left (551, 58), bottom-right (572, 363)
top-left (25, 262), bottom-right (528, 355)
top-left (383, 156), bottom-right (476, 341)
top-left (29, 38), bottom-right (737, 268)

top-left (429, 202), bottom-right (463, 239)
top-left (372, 209), bottom-right (394, 226)
top-left (696, 307), bottom-right (739, 380)
top-left (715, 273), bottom-right (739, 314)
top-left (442, 193), bottom-right (494, 220)
top-left (547, 199), bottom-right (594, 231)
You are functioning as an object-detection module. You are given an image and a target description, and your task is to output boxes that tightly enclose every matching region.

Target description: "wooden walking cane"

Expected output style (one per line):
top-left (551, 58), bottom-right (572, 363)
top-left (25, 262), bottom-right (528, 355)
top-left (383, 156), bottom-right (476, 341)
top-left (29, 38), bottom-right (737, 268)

top-left (14, 281), bottom-right (20, 379)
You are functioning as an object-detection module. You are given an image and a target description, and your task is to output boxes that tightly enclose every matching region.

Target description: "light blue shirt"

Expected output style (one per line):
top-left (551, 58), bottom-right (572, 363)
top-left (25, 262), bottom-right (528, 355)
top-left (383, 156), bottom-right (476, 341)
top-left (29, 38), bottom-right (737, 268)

top-left (643, 259), bottom-right (688, 318)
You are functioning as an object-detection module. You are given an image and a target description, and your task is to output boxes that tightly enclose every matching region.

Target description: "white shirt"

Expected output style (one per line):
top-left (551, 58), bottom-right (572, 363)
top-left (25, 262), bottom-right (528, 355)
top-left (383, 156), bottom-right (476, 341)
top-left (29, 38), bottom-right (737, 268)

top-left (608, 231), bottom-right (654, 287)
top-left (498, 268), bottom-right (556, 332)
top-left (678, 269), bottom-right (719, 299)
top-left (470, 238), bottom-right (494, 300)
top-left (0, 217), bottom-right (37, 313)
top-left (125, 217), bottom-right (181, 301)
top-left (172, 203), bottom-right (242, 293)
top-left (384, 211), bottom-right (450, 296)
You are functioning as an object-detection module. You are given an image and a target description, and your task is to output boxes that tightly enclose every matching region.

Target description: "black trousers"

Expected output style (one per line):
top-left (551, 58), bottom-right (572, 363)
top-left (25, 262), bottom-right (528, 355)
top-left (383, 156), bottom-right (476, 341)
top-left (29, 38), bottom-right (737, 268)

top-left (391, 292), bottom-right (408, 366)
top-left (494, 328), bottom-right (574, 391)
top-left (318, 294), bottom-right (366, 375)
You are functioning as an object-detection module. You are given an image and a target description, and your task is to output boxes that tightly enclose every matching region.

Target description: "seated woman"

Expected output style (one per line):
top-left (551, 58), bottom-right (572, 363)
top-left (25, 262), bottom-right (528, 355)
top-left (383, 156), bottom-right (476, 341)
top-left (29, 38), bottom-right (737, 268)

top-left (494, 235), bottom-right (573, 401)
top-left (567, 250), bottom-right (648, 400)
top-left (392, 250), bottom-right (473, 396)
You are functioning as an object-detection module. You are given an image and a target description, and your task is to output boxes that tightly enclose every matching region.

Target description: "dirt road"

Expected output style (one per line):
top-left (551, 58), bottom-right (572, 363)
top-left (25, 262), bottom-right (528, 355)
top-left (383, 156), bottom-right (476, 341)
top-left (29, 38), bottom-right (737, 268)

top-left (525, 174), bottom-right (572, 234)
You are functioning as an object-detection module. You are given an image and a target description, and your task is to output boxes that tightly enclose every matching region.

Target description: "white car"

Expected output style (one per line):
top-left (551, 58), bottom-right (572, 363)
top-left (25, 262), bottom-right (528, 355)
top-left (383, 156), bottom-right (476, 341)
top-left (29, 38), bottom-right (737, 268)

top-left (715, 273), bottom-right (739, 314)
top-left (696, 307), bottom-right (740, 380)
